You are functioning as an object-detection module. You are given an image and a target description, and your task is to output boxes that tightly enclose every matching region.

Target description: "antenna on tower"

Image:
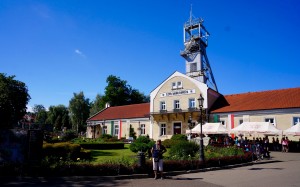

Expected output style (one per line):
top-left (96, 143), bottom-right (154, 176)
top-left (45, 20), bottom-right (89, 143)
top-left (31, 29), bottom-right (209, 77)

top-left (189, 4), bottom-right (193, 26)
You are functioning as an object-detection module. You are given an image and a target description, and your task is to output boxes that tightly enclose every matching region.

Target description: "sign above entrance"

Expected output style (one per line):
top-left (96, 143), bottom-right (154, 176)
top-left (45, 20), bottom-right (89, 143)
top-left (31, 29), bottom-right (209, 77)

top-left (160, 89), bottom-right (196, 97)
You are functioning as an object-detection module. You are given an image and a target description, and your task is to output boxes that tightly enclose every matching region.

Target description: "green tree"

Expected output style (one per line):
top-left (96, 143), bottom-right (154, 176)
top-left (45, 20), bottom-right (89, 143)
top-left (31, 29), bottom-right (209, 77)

top-left (130, 89), bottom-right (149, 104)
top-left (129, 124), bottom-right (137, 140)
top-left (89, 94), bottom-right (104, 116)
top-left (33, 104), bottom-right (47, 124)
top-left (0, 73), bottom-right (30, 129)
top-left (46, 105), bottom-right (70, 131)
top-left (69, 91), bottom-right (90, 133)
top-left (129, 136), bottom-right (155, 153)
top-left (102, 75), bottom-right (149, 107)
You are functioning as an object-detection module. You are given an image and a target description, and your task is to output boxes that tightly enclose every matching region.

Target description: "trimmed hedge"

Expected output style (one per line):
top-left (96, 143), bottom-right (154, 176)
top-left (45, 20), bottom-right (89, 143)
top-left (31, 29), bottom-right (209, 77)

top-left (42, 142), bottom-right (92, 161)
top-left (0, 151), bottom-right (253, 176)
top-left (79, 142), bottom-right (125, 150)
top-left (43, 142), bottom-right (81, 161)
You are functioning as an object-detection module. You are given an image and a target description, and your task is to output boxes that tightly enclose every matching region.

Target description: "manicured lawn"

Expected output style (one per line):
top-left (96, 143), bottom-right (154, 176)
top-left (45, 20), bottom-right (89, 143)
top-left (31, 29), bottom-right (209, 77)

top-left (90, 144), bottom-right (138, 163)
top-left (89, 144), bottom-right (171, 163)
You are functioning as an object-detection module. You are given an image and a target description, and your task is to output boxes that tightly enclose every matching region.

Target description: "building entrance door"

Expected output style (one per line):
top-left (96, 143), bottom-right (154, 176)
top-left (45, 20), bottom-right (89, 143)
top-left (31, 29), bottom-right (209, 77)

top-left (173, 122), bottom-right (182, 134)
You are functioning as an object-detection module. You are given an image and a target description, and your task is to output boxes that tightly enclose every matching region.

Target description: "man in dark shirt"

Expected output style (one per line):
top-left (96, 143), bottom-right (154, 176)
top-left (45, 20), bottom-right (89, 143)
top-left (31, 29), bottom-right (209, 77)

top-left (151, 139), bottom-right (167, 179)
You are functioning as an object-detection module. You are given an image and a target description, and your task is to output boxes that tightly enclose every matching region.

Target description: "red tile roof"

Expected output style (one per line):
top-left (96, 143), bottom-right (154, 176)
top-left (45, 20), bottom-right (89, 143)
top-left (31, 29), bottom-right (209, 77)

top-left (211, 87), bottom-right (300, 113)
top-left (88, 103), bottom-right (150, 121)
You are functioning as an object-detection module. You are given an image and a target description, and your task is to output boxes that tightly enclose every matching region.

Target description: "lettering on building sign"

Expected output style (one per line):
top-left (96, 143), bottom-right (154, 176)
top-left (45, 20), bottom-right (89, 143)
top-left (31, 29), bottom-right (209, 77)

top-left (160, 89), bottom-right (196, 97)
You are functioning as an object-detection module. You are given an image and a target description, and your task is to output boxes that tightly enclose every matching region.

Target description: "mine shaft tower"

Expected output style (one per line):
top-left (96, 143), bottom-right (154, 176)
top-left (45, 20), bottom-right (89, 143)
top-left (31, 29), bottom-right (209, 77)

top-left (180, 9), bottom-right (218, 92)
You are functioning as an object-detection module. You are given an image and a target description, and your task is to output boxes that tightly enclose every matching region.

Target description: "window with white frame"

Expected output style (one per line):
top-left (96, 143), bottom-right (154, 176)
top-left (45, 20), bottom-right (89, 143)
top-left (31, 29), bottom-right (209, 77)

top-left (239, 120), bottom-right (243, 125)
top-left (189, 98), bottom-right (195, 108)
top-left (160, 101), bottom-right (166, 110)
top-left (160, 124), bottom-right (166, 136)
top-left (172, 81), bottom-right (183, 89)
top-left (172, 82), bottom-right (177, 89)
top-left (140, 124), bottom-right (145, 135)
top-left (174, 100), bottom-right (180, 109)
top-left (265, 118), bottom-right (275, 125)
top-left (293, 117), bottom-right (300, 125)
top-left (114, 124), bottom-right (119, 136)
top-left (177, 81), bottom-right (182, 88)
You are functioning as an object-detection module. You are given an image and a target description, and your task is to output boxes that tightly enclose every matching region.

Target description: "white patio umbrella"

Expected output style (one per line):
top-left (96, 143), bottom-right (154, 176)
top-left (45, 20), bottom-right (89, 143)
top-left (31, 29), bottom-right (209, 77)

top-left (230, 122), bottom-right (282, 135)
top-left (283, 122), bottom-right (300, 136)
top-left (186, 122), bottom-right (229, 135)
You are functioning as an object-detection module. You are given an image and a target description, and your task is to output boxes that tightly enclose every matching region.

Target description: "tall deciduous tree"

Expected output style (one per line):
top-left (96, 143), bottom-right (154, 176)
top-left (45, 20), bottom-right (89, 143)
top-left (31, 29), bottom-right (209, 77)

top-left (0, 73), bottom-right (30, 129)
top-left (46, 105), bottom-right (70, 131)
top-left (69, 92), bottom-right (90, 133)
top-left (102, 75), bottom-right (149, 107)
top-left (90, 94), bottom-right (104, 116)
top-left (33, 104), bottom-right (47, 124)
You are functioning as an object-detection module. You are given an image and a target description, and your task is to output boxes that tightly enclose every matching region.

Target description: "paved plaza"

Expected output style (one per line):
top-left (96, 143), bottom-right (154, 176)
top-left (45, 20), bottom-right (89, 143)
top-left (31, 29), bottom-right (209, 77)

top-left (1, 151), bottom-right (300, 187)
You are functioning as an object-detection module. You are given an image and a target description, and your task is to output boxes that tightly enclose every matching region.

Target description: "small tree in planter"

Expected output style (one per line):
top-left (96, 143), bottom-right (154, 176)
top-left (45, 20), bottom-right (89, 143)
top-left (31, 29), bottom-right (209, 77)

top-left (129, 136), bottom-right (154, 153)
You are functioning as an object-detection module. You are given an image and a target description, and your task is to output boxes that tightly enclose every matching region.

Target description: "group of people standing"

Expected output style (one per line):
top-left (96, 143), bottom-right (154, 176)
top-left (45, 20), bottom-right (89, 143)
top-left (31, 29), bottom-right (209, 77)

top-left (149, 136), bottom-right (296, 180)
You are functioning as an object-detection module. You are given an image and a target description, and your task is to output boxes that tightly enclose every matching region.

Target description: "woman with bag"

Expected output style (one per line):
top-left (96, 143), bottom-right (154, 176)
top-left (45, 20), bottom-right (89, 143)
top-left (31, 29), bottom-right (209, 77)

top-left (151, 139), bottom-right (167, 180)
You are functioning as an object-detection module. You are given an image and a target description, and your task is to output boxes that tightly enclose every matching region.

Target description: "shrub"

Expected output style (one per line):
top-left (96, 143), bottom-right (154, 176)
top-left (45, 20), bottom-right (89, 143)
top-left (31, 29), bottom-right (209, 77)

top-left (205, 145), bottom-right (244, 157)
top-left (170, 134), bottom-right (188, 141)
top-left (162, 139), bottom-right (184, 148)
top-left (162, 139), bottom-right (173, 148)
top-left (42, 142), bottom-right (82, 161)
top-left (101, 134), bottom-right (113, 139)
top-left (61, 130), bottom-right (77, 141)
top-left (168, 141), bottom-right (199, 160)
top-left (0, 148), bottom-right (254, 176)
top-left (129, 136), bottom-right (155, 153)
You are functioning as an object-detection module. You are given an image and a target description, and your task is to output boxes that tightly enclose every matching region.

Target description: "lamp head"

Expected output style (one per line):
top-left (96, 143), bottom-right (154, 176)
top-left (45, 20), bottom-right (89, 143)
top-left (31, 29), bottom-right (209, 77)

top-left (198, 94), bottom-right (204, 108)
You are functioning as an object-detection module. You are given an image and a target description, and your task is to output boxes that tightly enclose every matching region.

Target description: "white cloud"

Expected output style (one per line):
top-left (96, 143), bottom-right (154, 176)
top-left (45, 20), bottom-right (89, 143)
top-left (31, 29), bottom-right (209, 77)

top-left (75, 49), bottom-right (86, 58)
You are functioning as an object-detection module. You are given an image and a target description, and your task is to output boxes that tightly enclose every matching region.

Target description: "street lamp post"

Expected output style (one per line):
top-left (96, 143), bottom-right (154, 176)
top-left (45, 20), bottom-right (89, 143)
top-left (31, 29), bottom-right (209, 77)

top-left (198, 94), bottom-right (205, 162)
top-left (188, 115), bottom-right (192, 140)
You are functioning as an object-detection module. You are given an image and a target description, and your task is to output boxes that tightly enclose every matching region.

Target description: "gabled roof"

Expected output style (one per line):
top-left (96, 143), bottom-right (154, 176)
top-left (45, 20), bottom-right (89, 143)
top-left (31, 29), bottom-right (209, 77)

top-left (87, 103), bottom-right (150, 121)
top-left (211, 87), bottom-right (300, 113)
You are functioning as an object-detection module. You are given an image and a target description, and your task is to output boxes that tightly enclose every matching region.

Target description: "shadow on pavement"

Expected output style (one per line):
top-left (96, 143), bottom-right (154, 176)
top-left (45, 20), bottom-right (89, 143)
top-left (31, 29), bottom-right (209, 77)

top-left (171, 177), bottom-right (203, 180)
top-left (0, 177), bottom-right (132, 187)
top-left (248, 167), bottom-right (283, 170)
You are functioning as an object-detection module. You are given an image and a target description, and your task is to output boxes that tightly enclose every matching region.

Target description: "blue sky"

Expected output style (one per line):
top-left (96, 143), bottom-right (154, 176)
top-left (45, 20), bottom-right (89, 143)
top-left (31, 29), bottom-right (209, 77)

top-left (1, 0), bottom-right (300, 111)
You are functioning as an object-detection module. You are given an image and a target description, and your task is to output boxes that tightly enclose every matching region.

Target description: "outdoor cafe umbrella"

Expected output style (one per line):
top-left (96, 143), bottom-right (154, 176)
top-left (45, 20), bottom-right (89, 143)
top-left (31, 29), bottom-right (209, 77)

top-left (186, 122), bottom-right (229, 135)
top-left (283, 122), bottom-right (300, 136)
top-left (230, 122), bottom-right (282, 135)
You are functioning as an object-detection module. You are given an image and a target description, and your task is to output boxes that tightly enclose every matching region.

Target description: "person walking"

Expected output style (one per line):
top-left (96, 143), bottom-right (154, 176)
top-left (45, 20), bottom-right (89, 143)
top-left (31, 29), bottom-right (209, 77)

top-left (151, 139), bottom-right (167, 180)
top-left (282, 137), bottom-right (287, 152)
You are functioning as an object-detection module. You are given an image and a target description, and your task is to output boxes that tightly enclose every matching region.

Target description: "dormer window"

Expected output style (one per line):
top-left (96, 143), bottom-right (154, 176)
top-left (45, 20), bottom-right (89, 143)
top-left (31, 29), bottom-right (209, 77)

top-left (172, 81), bottom-right (183, 89)
top-left (177, 81), bottom-right (182, 88)
top-left (172, 82), bottom-right (176, 89)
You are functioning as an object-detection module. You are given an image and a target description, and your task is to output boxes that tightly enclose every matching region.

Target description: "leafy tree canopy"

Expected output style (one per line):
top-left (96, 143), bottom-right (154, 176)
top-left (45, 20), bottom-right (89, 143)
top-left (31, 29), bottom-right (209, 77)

top-left (46, 104), bottom-right (70, 131)
top-left (0, 73), bottom-right (30, 129)
top-left (89, 94), bottom-right (104, 116)
top-left (69, 91), bottom-right (90, 133)
top-left (101, 75), bottom-right (149, 108)
top-left (33, 104), bottom-right (48, 124)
